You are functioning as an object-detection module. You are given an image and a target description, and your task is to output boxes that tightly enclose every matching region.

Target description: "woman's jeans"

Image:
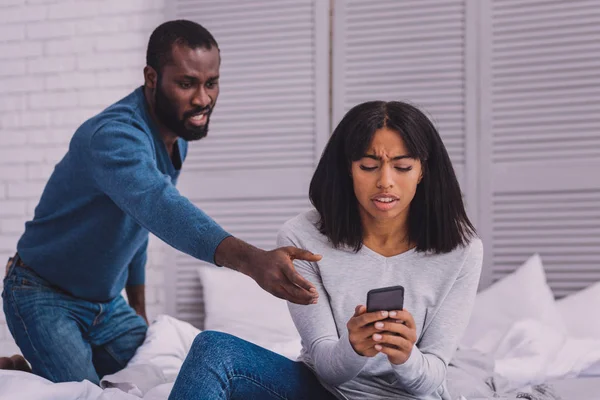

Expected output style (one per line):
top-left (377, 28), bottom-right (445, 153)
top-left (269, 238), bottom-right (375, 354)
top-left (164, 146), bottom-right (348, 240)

top-left (169, 331), bottom-right (337, 400)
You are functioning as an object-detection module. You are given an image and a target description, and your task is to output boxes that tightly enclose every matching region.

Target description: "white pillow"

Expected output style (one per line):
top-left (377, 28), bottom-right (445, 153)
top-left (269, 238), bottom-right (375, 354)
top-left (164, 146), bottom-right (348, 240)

top-left (460, 254), bottom-right (564, 353)
top-left (101, 315), bottom-right (200, 393)
top-left (197, 265), bottom-right (301, 359)
top-left (557, 280), bottom-right (600, 339)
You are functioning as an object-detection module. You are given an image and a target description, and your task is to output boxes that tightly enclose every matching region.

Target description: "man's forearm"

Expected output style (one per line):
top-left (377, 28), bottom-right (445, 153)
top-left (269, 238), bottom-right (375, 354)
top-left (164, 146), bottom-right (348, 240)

top-left (214, 236), bottom-right (263, 274)
top-left (126, 284), bottom-right (147, 321)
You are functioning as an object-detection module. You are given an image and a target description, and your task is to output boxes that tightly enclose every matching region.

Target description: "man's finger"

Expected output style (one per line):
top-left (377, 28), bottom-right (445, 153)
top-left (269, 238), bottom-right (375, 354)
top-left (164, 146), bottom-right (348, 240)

top-left (282, 264), bottom-right (317, 294)
top-left (265, 285), bottom-right (286, 301)
top-left (285, 247), bottom-right (322, 262)
top-left (279, 281), bottom-right (314, 305)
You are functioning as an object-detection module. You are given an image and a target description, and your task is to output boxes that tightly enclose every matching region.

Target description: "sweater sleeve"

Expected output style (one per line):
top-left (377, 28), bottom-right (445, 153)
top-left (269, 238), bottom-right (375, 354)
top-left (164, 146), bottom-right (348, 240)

top-left (277, 226), bottom-right (369, 387)
top-left (87, 123), bottom-right (231, 264)
top-left (391, 239), bottom-right (484, 396)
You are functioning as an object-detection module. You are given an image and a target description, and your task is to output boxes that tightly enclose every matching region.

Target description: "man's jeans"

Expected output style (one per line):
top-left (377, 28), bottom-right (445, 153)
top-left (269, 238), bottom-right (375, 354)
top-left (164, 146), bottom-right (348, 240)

top-left (169, 331), bottom-right (337, 400)
top-left (2, 257), bottom-right (147, 384)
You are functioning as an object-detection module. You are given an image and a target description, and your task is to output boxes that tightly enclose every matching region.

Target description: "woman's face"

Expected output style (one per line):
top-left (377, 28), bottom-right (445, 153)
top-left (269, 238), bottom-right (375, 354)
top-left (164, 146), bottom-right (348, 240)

top-left (351, 127), bottom-right (423, 225)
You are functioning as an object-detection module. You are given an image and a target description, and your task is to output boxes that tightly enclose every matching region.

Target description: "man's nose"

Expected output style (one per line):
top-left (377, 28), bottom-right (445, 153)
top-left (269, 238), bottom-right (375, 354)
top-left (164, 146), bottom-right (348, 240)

top-left (192, 87), bottom-right (211, 108)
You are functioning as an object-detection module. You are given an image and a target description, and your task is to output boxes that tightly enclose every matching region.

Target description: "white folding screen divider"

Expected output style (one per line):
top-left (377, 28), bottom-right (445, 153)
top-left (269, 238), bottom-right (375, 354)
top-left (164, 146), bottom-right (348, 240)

top-left (478, 0), bottom-right (600, 296)
top-left (165, 0), bottom-right (330, 326)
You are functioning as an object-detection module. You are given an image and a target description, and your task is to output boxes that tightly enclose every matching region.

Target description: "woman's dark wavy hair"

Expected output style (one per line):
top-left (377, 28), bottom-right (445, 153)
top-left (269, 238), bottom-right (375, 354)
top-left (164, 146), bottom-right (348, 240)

top-left (309, 101), bottom-right (475, 254)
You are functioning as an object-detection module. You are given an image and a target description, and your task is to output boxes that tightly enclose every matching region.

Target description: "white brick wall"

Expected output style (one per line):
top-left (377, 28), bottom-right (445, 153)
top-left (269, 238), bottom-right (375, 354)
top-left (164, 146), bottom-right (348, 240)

top-left (0, 0), bottom-right (169, 355)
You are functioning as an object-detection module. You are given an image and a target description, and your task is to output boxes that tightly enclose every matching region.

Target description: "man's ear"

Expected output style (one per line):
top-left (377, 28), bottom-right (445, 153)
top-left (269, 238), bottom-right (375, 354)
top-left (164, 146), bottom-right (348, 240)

top-left (143, 66), bottom-right (158, 89)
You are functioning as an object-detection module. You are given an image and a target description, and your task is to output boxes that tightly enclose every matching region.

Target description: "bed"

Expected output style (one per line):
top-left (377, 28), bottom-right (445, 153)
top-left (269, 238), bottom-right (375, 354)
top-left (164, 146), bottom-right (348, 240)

top-left (1, 253), bottom-right (599, 400)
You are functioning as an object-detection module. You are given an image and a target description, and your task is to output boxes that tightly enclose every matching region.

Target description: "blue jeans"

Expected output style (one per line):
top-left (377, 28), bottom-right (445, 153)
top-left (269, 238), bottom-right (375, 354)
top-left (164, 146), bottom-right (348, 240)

top-left (169, 331), bottom-right (337, 400)
top-left (2, 257), bottom-right (147, 384)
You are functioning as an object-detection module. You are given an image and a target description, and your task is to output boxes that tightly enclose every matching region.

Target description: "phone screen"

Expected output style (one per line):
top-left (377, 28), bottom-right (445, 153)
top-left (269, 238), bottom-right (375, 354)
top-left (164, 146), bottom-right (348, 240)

top-left (366, 285), bottom-right (404, 313)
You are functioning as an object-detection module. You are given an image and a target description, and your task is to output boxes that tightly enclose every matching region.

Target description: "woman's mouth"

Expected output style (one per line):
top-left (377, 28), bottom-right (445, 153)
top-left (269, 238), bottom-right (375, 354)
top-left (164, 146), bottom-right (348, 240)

top-left (371, 195), bottom-right (399, 211)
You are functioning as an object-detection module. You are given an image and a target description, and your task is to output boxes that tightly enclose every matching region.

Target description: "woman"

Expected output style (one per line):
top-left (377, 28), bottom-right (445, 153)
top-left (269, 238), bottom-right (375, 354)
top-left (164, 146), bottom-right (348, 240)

top-left (169, 101), bottom-right (483, 400)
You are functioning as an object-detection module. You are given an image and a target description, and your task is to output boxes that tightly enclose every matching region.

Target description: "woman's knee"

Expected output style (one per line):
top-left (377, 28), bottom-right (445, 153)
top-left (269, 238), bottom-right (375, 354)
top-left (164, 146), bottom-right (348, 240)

top-left (190, 331), bottom-right (244, 359)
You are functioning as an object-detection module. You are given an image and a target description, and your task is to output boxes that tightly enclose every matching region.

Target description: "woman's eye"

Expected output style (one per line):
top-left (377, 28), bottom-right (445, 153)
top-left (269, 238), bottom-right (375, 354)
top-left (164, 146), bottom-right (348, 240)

top-left (395, 166), bottom-right (412, 172)
top-left (359, 165), bottom-right (377, 171)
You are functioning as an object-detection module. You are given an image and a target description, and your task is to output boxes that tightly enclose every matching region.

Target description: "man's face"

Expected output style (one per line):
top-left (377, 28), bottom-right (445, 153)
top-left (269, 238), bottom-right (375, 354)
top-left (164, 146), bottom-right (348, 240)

top-left (153, 44), bottom-right (220, 141)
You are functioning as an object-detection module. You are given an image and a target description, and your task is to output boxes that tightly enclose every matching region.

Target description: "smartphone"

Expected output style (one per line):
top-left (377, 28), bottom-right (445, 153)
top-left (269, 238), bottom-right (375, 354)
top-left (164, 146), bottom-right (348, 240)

top-left (366, 285), bottom-right (404, 313)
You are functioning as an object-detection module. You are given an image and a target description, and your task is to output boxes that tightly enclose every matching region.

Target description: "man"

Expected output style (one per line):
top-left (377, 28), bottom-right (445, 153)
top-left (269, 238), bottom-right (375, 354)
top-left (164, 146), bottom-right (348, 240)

top-left (1, 20), bottom-right (320, 384)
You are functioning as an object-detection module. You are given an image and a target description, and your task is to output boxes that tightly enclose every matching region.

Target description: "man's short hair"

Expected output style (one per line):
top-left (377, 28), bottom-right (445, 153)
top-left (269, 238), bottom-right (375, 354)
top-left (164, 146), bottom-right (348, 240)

top-left (146, 19), bottom-right (219, 74)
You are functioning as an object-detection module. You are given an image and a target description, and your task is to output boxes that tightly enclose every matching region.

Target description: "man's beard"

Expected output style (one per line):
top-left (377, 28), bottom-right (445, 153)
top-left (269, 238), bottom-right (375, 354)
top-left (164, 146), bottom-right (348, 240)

top-left (154, 79), bottom-right (212, 142)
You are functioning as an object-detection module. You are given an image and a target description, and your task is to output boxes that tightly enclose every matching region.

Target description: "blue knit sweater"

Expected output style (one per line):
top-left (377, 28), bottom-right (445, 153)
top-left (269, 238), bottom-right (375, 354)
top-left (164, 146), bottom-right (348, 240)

top-left (17, 87), bottom-right (230, 302)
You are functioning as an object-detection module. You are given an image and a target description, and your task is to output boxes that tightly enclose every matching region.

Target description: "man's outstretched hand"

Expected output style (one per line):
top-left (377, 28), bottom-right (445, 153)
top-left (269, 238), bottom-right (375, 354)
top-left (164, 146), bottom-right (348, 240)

top-left (247, 246), bottom-right (321, 305)
top-left (214, 237), bottom-right (322, 305)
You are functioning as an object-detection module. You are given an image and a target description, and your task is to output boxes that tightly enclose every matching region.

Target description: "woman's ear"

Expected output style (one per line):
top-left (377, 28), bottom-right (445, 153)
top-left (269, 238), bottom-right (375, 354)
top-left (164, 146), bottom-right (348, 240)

top-left (417, 160), bottom-right (426, 184)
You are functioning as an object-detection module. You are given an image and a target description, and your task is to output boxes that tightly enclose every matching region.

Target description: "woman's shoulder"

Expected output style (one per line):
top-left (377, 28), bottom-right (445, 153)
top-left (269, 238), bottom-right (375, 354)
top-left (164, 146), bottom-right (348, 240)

top-left (446, 236), bottom-right (484, 271)
top-left (420, 237), bottom-right (483, 269)
top-left (279, 209), bottom-right (322, 238)
top-left (278, 209), bottom-right (330, 247)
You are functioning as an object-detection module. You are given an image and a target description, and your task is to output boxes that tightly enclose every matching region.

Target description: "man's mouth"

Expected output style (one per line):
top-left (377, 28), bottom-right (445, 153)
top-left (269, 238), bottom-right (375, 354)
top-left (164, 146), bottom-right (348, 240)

top-left (187, 110), bottom-right (210, 126)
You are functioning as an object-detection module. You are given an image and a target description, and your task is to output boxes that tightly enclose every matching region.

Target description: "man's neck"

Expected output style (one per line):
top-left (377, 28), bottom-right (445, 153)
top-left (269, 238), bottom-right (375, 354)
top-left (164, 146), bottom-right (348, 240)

top-left (143, 86), bottom-right (178, 157)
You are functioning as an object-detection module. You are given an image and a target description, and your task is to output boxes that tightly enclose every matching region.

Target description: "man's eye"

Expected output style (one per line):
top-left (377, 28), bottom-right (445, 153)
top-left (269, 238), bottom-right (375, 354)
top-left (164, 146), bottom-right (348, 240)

top-left (206, 81), bottom-right (218, 89)
top-left (179, 82), bottom-right (192, 89)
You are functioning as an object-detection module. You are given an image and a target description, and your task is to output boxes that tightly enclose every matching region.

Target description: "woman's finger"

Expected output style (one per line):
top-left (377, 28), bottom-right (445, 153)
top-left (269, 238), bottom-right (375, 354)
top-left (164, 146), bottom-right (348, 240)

top-left (373, 320), bottom-right (417, 343)
top-left (355, 310), bottom-right (390, 328)
top-left (390, 310), bottom-right (416, 330)
top-left (374, 342), bottom-right (409, 364)
top-left (372, 333), bottom-right (412, 352)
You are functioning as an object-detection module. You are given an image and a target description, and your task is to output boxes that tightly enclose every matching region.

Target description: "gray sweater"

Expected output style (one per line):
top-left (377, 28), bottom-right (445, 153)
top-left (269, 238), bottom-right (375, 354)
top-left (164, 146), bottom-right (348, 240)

top-left (277, 210), bottom-right (483, 400)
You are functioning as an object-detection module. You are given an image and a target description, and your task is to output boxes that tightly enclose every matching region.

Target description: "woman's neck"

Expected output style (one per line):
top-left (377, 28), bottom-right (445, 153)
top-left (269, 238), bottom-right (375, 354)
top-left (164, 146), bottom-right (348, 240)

top-left (361, 213), bottom-right (413, 257)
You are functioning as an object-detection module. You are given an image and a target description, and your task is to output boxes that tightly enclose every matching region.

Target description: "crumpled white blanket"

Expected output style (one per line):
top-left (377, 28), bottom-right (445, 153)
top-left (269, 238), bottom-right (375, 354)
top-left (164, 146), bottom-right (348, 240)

top-left (0, 368), bottom-right (140, 400)
top-left (101, 314), bottom-right (302, 397)
top-left (0, 315), bottom-right (196, 400)
top-left (465, 318), bottom-right (600, 390)
top-left (0, 315), bottom-right (302, 400)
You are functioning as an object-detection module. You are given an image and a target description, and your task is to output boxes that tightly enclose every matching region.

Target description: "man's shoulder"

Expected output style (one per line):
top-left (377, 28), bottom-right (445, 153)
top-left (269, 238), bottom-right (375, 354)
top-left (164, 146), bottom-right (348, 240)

top-left (75, 114), bottom-right (155, 161)
top-left (74, 88), bottom-right (151, 143)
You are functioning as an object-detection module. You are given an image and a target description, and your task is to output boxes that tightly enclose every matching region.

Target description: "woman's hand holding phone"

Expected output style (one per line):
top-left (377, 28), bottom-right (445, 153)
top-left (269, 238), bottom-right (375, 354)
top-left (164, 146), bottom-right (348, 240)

top-left (347, 305), bottom-right (390, 357)
top-left (372, 309), bottom-right (417, 365)
top-left (347, 305), bottom-right (417, 365)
